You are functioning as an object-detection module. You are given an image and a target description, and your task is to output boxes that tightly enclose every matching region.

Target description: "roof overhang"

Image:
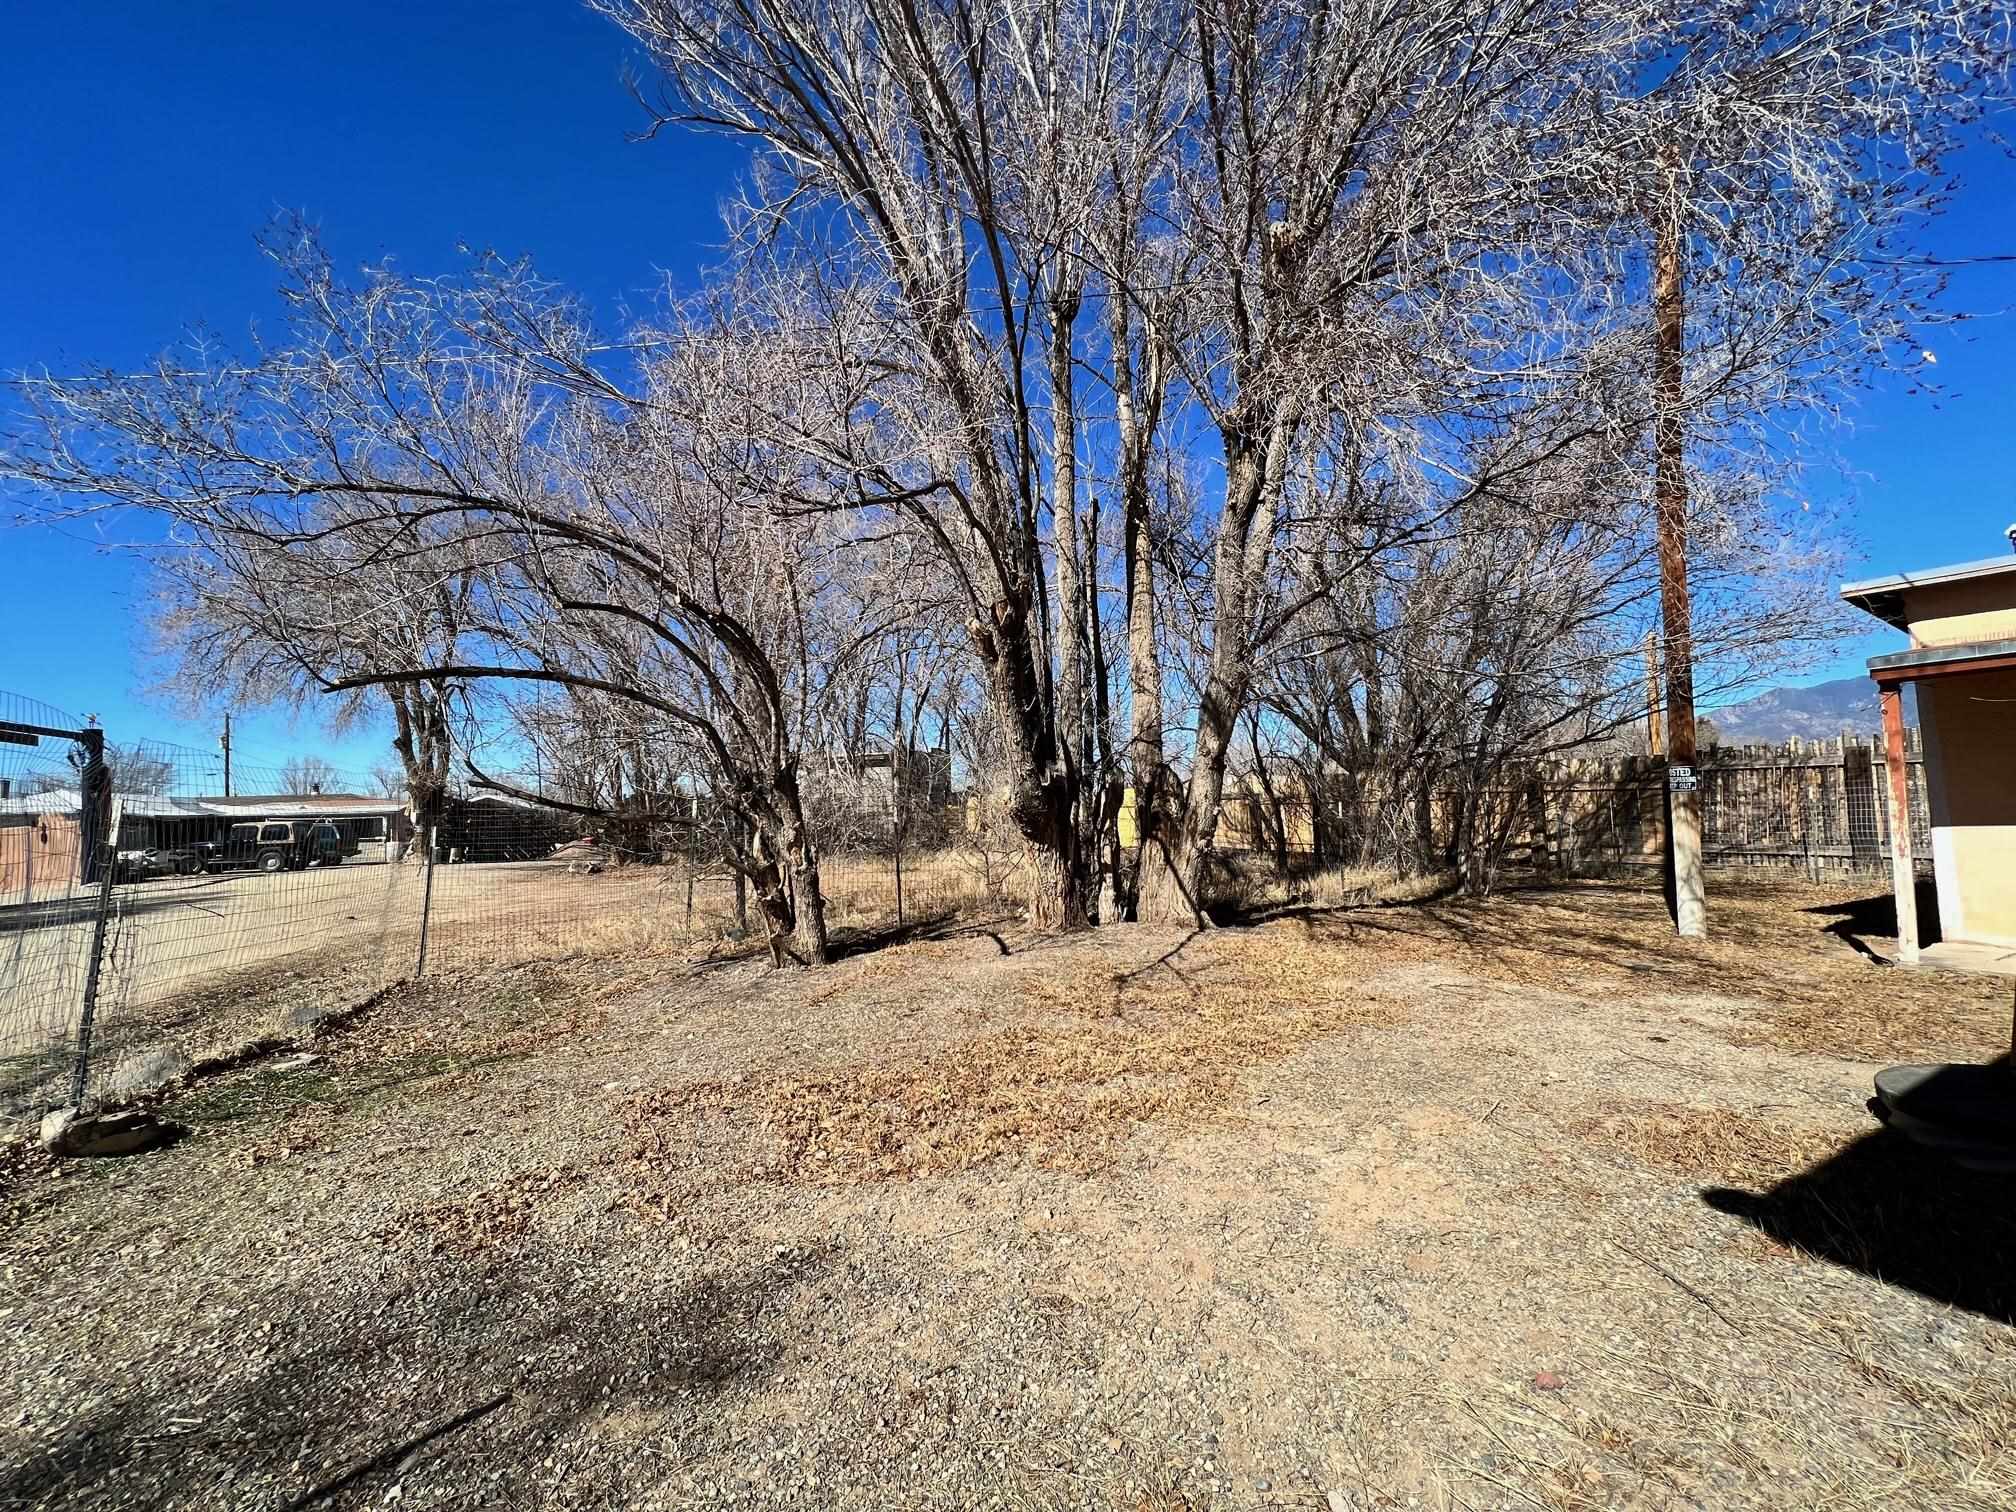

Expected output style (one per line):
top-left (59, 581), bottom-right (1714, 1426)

top-left (1841, 553), bottom-right (2016, 631)
top-left (1868, 637), bottom-right (2016, 687)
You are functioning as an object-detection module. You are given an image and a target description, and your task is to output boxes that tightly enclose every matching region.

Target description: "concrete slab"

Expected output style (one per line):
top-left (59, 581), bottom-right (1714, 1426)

top-left (1918, 939), bottom-right (2016, 979)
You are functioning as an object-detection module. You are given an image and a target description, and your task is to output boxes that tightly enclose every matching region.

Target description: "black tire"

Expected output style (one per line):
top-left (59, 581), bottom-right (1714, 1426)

top-left (204, 864), bottom-right (220, 875)
top-left (259, 851), bottom-right (286, 874)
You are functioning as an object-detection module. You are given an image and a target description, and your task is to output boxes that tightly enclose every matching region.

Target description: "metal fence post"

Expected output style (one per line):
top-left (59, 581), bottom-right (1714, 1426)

top-left (71, 827), bottom-right (119, 1109)
top-left (685, 824), bottom-right (697, 934)
top-left (69, 734), bottom-right (117, 1107)
top-left (415, 823), bottom-right (438, 977)
top-left (893, 808), bottom-right (905, 926)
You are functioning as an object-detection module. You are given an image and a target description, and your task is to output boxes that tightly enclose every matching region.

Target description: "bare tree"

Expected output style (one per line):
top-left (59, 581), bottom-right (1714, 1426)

top-left (600, 0), bottom-right (1195, 929)
top-left (7, 0), bottom-right (2003, 950)
top-left (368, 759), bottom-right (408, 800)
top-left (3, 230), bottom-right (908, 967)
top-left (279, 754), bottom-right (341, 795)
top-left (105, 743), bottom-right (178, 797)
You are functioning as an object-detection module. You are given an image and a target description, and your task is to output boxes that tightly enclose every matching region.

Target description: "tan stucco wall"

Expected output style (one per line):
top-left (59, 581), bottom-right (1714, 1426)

top-left (1920, 668), bottom-right (2016, 947)
top-left (1901, 576), bottom-right (2016, 649)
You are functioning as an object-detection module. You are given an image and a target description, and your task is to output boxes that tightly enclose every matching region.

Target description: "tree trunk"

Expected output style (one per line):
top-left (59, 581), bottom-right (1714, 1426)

top-left (972, 589), bottom-right (1091, 932)
top-left (1047, 284), bottom-right (1087, 820)
top-left (747, 852), bottom-right (798, 969)
top-left (1134, 820), bottom-right (1207, 926)
top-left (1083, 495), bottom-right (1126, 926)
top-left (1124, 447), bottom-right (1183, 917)
top-left (772, 772), bottom-right (832, 966)
top-left (790, 853), bottom-right (830, 966)
top-left (388, 681), bottom-right (452, 863)
top-left (1111, 291), bottom-right (1173, 922)
top-left (1412, 775), bottom-right (1439, 874)
top-left (1025, 818), bottom-right (1090, 932)
top-left (1136, 414), bottom-right (1295, 925)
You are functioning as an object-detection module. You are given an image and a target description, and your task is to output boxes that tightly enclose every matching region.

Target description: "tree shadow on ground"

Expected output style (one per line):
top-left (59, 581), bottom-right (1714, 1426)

top-left (162, 1045), bottom-right (533, 1130)
top-left (1240, 875), bottom-right (1952, 998)
top-left (1218, 873), bottom-right (1468, 930)
top-left (1, 1233), bottom-right (833, 1510)
top-left (1254, 881), bottom-right (1720, 984)
top-left (1705, 1064), bottom-right (2016, 1326)
top-left (824, 910), bottom-right (1007, 962)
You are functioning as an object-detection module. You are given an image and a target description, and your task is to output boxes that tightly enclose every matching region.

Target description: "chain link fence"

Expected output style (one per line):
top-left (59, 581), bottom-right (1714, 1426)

top-left (1, 695), bottom-right (1034, 1128)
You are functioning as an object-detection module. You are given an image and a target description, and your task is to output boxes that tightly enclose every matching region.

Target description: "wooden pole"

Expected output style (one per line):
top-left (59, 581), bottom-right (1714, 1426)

top-left (1879, 683), bottom-right (1919, 966)
top-left (1644, 632), bottom-right (1663, 757)
top-left (1653, 141), bottom-right (1706, 938)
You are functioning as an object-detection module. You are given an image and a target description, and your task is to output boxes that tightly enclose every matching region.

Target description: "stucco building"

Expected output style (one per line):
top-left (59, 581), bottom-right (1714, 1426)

top-left (1842, 544), bottom-right (2016, 971)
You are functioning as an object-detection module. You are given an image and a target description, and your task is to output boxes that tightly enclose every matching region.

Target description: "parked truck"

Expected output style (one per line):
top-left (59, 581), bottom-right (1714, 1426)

top-left (202, 820), bottom-right (346, 874)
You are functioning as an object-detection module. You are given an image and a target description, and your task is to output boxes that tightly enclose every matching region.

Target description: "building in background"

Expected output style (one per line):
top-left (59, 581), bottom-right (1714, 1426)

top-left (0, 789), bottom-right (410, 891)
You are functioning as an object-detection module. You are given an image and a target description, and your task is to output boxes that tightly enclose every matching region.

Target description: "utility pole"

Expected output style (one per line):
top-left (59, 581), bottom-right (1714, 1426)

top-left (1643, 631), bottom-right (1663, 757)
top-left (220, 712), bottom-right (233, 798)
top-left (1653, 140), bottom-right (1706, 938)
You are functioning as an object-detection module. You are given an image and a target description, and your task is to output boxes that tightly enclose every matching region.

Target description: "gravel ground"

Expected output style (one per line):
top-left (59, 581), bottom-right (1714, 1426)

top-left (3, 877), bottom-right (2013, 1511)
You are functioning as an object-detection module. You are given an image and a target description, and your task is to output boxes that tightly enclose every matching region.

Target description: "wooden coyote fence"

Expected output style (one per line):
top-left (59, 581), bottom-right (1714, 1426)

top-left (1525, 731), bottom-right (1931, 879)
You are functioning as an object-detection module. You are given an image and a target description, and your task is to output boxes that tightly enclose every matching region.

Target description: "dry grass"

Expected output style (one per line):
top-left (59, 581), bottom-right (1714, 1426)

top-left (818, 849), bottom-right (1027, 927)
top-left (1574, 1101), bottom-right (1853, 1188)
top-left (1300, 876), bottom-right (2015, 1062)
top-left (1456, 1300), bottom-right (2016, 1512)
top-left (427, 850), bottom-right (1021, 969)
top-left (1723, 977), bottom-right (2016, 1063)
top-left (1267, 861), bottom-right (1454, 913)
top-left (633, 928), bottom-right (1404, 1182)
top-left (9, 873), bottom-right (2016, 1512)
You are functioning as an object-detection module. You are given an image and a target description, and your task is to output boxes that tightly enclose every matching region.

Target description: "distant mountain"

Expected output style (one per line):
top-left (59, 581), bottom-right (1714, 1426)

top-left (1703, 676), bottom-right (1916, 745)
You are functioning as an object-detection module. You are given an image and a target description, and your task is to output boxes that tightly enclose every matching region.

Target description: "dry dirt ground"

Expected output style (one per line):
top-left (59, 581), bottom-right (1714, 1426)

top-left (3, 876), bottom-right (2013, 1512)
top-left (1, 851), bottom-right (1002, 1116)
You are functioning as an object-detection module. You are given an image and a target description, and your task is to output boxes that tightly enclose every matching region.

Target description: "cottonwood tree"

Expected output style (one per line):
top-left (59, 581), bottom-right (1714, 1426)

top-left (600, 0), bottom-right (1224, 928)
top-left (150, 510), bottom-right (473, 832)
top-left (3, 230), bottom-right (908, 966)
top-left (597, 0), bottom-right (1868, 926)
top-left (8, 0), bottom-right (2004, 944)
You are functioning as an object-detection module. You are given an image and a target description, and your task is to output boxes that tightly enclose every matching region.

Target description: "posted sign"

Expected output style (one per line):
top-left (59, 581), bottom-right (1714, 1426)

top-left (1668, 764), bottom-right (1697, 792)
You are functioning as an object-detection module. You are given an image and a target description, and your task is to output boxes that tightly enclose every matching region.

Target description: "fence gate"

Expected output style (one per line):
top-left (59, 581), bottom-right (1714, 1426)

top-left (0, 694), bottom-right (116, 1119)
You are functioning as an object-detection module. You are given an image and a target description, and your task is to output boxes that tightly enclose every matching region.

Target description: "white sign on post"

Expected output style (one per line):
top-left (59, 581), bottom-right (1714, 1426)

top-left (1668, 764), bottom-right (1697, 792)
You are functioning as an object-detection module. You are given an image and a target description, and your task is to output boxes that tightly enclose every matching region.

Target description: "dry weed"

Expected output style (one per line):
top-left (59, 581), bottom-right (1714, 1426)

top-left (1573, 1102), bottom-right (1851, 1188)
top-left (635, 928), bottom-right (1403, 1182)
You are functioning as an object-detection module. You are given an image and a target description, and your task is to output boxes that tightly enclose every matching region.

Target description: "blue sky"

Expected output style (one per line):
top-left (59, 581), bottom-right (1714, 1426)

top-left (3, 3), bottom-right (2014, 781)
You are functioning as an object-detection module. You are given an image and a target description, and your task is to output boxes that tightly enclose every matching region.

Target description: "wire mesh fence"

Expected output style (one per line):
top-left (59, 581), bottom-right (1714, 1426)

top-left (0, 699), bottom-right (1036, 1128)
top-left (1, 700), bottom-right (425, 1124)
top-left (2, 687), bottom-right (1940, 1131)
